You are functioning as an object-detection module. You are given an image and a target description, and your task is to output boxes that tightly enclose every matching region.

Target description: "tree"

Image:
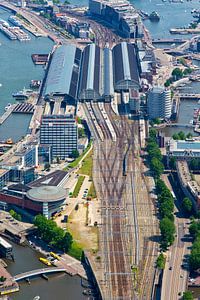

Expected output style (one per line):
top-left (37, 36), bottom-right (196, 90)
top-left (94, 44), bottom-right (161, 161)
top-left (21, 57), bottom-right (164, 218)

top-left (189, 221), bottom-right (200, 238)
top-left (59, 232), bottom-right (73, 252)
top-left (156, 179), bottom-right (167, 195)
top-left (189, 238), bottom-right (200, 270)
top-left (160, 217), bottom-right (176, 250)
top-left (182, 197), bottom-right (193, 214)
top-left (78, 127), bottom-right (85, 138)
top-left (34, 215), bottom-right (73, 253)
top-left (172, 68), bottom-right (183, 80)
top-left (156, 253), bottom-right (166, 269)
top-left (159, 199), bottom-right (174, 219)
top-left (182, 291), bottom-right (194, 300)
top-left (9, 209), bottom-right (22, 221)
top-left (71, 149), bottom-right (79, 159)
top-left (172, 133), bottom-right (179, 140)
top-left (150, 157), bottom-right (164, 178)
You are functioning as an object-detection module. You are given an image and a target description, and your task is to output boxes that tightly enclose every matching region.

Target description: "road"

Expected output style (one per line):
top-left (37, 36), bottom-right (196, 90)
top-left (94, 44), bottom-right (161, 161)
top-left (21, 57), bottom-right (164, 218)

top-left (161, 175), bottom-right (192, 300)
top-left (84, 101), bottom-right (158, 300)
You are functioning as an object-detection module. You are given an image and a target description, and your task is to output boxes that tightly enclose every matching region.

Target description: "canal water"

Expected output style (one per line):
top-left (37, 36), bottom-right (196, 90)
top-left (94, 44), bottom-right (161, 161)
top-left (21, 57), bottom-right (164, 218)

top-left (5, 240), bottom-right (85, 300)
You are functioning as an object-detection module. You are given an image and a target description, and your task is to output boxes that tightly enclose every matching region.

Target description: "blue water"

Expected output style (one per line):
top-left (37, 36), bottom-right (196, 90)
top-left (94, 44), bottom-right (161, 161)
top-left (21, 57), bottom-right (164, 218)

top-left (68, 0), bottom-right (200, 38)
top-left (0, 8), bottom-right (53, 141)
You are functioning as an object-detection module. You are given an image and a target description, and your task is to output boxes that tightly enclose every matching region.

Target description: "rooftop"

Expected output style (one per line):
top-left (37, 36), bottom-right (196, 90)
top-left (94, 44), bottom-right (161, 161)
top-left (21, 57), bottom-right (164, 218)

top-left (27, 185), bottom-right (66, 203)
top-left (0, 237), bottom-right (12, 249)
top-left (28, 170), bottom-right (69, 188)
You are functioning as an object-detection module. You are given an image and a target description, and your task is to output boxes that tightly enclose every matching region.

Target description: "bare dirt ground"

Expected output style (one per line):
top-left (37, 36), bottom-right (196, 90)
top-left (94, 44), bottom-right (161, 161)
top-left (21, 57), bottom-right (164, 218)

top-left (67, 201), bottom-right (99, 252)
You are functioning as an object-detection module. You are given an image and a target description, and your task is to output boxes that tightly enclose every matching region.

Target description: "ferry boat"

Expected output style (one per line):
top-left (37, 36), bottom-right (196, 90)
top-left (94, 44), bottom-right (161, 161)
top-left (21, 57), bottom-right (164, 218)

top-left (4, 103), bottom-right (12, 111)
top-left (8, 16), bottom-right (22, 28)
top-left (12, 87), bottom-right (33, 100)
top-left (149, 11), bottom-right (160, 21)
top-left (39, 257), bottom-right (51, 266)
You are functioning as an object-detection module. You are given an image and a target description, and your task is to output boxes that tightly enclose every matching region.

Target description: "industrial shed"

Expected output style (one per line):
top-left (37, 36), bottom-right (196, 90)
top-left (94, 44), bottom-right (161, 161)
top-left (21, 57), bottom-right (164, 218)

top-left (44, 44), bottom-right (82, 100)
top-left (78, 44), bottom-right (103, 101)
top-left (112, 42), bottom-right (140, 91)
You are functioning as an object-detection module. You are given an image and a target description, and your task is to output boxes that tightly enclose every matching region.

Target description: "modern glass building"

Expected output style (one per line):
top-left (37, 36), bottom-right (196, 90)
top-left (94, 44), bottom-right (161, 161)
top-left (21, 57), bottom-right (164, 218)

top-left (40, 115), bottom-right (78, 159)
top-left (147, 87), bottom-right (171, 120)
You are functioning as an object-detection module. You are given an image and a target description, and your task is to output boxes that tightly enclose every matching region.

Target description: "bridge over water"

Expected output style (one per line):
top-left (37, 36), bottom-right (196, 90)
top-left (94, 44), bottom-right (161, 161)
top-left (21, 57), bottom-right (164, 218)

top-left (13, 267), bottom-right (66, 281)
top-left (179, 93), bottom-right (200, 99)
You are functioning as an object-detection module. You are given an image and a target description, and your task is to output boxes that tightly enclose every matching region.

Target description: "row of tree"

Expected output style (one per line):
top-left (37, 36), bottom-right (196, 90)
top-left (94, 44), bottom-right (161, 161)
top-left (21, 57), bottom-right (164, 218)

top-left (156, 179), bottom-right (176, 251)
top-left (34, 215), bottom-right (73, 252)
top-left (147, 129), bottom-right (164, 179)
top-left (189, 220), bottom-right (200, 270)
top-left (147, 129), bottom-right (176, 252)
top-left (172, 131), bottom-right (193, 141)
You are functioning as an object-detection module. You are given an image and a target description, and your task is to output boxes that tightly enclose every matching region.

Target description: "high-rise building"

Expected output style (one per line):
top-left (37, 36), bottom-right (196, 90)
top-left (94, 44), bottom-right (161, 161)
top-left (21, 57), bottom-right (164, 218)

top-left (147, 87), bottom-right (171, 120)
top-left (40, 115), bottom-right (78, 160)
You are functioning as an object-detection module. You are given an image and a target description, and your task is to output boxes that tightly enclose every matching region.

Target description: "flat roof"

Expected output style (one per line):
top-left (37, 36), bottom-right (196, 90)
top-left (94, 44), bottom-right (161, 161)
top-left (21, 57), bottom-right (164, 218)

top-left (28, 170), bottom-right (69, 188)
top-left (27, 185), bottom-right (66, 203)
top-left (170, 139), bottom-right (200, 153)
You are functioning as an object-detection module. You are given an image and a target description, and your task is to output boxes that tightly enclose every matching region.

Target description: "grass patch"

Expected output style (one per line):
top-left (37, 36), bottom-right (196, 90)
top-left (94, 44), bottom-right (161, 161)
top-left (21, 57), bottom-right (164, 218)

top-left (72, 176), bottom-right (85, 197)
top-left (64, 141), bottom-right (92, 170)
top-left (88, 182), bottom-right (97, 199)
top-left (68, 240), bottom-right (83, 260)
top-left (78, 150), bottom-right (93, 178)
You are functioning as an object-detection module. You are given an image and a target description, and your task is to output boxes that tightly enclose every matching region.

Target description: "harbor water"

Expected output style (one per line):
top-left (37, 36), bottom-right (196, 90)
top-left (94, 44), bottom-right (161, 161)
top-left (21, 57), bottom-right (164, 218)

top-left (0, 8), bottom-right (53, 142)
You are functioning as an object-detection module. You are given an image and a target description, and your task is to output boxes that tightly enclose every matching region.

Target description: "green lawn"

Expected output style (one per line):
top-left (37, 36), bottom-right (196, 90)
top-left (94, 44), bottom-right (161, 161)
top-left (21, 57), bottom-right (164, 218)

top-left (78, 150), bottom-right (93, 178)
top-left (88, 182), bottom-right (97, 199)
top-left (68, 240), bottom-right (83, 261)
top-left (64, 141), bottom-right (92, 170)
top-left (72, 176), bottom-right (85, 198)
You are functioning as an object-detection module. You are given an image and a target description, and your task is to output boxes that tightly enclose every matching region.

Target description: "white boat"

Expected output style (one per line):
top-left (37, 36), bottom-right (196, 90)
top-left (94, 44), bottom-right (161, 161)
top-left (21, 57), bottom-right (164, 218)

top-left (4, 103), bottom-right (12, 111)
top-left (33, 296), bottom-right (40, 300)
top-left (198, 100), bottom-right (200, 104)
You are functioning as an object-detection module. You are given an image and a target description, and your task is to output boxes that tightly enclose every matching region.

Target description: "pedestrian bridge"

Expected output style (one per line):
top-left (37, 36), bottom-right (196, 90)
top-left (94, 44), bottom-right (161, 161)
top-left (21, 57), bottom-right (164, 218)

top-left (179, 93), bottom-right (200, 99)
top-left (13, 267), bottom-right (66, 282)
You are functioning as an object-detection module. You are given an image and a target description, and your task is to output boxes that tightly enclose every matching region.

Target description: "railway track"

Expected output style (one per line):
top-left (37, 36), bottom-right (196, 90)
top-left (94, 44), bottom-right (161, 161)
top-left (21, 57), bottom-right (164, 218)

top-left (86, 101), bottom-right (158, 299)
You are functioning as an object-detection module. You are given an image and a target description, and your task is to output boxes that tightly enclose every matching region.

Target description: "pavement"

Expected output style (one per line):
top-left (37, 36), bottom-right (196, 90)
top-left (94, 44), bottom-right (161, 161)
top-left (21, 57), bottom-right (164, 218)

top-left (161, 174), bottom-right (192, 300)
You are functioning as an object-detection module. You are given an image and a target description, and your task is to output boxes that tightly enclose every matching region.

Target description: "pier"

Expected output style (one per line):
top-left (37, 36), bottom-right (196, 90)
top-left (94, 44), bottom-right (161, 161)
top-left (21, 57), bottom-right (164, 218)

top-left (13, 103), bottom-right (34, 114)
top-left (0, 104), bottom-right (17, 125)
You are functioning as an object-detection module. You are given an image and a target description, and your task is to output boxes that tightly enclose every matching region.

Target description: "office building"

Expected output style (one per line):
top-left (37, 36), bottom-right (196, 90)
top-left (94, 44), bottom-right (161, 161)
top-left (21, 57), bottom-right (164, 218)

top-left (40, 115), bottom-right (78, 159)
top-left (147, 87), bottom-right (171, 120)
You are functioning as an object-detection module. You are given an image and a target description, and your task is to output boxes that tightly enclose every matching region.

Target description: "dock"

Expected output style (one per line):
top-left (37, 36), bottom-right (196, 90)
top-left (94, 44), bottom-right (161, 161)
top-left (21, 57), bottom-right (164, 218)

top-left (0, 263), bottom-right (19, 296)
top-left (13, 103), bottom-right (34, 114)
top-left (0, 104), bottom-right (17, 125)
